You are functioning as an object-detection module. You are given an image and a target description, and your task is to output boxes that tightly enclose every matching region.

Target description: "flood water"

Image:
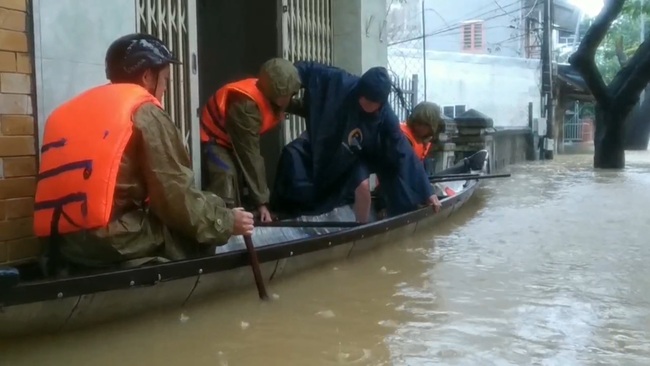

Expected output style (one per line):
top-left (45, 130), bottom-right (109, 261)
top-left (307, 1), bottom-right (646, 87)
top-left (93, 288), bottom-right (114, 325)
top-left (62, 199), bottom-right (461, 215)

top-left (3, 152), bottom-right (650, 365)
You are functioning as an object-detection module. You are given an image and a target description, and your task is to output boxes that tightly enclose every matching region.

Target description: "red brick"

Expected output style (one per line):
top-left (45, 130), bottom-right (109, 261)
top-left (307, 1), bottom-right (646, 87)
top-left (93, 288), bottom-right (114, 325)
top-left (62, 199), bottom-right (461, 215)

top-left (6, 236), bottom-right (41, 263)
top-left (0, 216), bottom-right (32, 240)
top-left (0, 198), bottom-right (4, 219)
top-left (0, 71), bottom-right (30, 93)
top-left (0, 93), bottom-right (32, 114)
top-left (0, 176), bottom-right (34, 199)
top-left (0, 7), bottom-right (25, 32)
top-left (0, 28), bottom-right (27, 52)
top-left (0, 114), bottom-right (33, 135)
top-left (15, 51), bottom-right (28, 73)
top-left (0, 135), bottom-right (34, 156)
top-left (0, 50), bottom-right (15, 72)
top-left (0, 0), bottom-right (27, 12)
top-left (0, 241), bottom-right (6, 263)
top-left (2, 155), bottom-right (34, 176)
top-left (2, 196), bottom-right (31, 219)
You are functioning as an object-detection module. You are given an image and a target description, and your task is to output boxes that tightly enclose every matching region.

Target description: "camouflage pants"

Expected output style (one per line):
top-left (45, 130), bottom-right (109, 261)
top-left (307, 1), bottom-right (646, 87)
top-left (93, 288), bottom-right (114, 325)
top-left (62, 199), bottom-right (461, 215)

top-left (202, 143), bottom-right (241, 208)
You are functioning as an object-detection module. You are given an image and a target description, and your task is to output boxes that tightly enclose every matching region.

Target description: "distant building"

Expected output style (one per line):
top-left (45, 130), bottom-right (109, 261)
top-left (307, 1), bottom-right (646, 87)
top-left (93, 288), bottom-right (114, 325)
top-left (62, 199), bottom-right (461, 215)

top-left (387, 0), bottom-right (583, 58)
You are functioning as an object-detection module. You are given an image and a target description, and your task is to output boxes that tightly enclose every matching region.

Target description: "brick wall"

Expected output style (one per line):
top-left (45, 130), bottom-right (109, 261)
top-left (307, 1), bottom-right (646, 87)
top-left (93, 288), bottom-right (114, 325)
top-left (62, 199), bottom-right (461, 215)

top-left (0, 0), bottom-right (40, 265)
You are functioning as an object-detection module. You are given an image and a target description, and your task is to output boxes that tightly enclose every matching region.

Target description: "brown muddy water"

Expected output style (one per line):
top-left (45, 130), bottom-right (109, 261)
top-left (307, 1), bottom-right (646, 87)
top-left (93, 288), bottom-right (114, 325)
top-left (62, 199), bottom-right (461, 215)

top-left (2, 152), bottom-right (650, 365)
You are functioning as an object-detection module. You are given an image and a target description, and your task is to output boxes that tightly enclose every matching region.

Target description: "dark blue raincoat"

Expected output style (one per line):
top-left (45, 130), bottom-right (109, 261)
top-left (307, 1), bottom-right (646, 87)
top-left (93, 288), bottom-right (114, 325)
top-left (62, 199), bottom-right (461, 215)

top-left (270, 62), bottom-right (433, 217)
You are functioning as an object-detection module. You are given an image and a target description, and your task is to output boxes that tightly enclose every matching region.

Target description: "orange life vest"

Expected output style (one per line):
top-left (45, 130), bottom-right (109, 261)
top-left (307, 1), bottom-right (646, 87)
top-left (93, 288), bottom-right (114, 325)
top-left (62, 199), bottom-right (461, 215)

top-left (400, 122), bottom-right (431, 161)
top-left (200, 78), bottom-right (282, 148)
top-left (33, 84), bottom-right (161, 237)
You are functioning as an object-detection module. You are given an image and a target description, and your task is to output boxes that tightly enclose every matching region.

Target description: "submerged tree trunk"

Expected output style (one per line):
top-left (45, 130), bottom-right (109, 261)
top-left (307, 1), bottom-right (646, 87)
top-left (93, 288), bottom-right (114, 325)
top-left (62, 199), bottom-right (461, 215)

top-left (570, 0), bottom-right (650, 169)
top-left (624, 98), bottom-right (650, 150)
top-left (618, 35), bottom-right (650, 151)
top-left (594, 107), bottom-right (626, 168)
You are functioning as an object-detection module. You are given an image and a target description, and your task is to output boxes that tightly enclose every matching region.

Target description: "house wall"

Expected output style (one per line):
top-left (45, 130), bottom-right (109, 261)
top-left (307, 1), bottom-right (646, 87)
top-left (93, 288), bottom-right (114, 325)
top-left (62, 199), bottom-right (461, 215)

top-left (32, 0), bottom-right (136, 147)
top-left (331, 0), bottom-right (388, 74)
top-left (389, 48), bottom-right (541, 127)
top-left (422, 0), bottom-right (526, 57)
top-left (0, 0), bottom-right (38, 265)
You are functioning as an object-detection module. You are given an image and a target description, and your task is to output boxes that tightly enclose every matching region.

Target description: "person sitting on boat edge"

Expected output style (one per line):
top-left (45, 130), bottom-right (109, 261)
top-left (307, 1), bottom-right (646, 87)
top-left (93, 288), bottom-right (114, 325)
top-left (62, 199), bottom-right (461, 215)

top-left (374, 101), bottom-right (444, 217)
top-left (33, 33), bottom-right (255, 272)
top-left (269, 62), bottom-right (439, 223)
top-left (400, 101), bottom-right (443, 161)
top-left (201, 58), bottom-right (301, 222)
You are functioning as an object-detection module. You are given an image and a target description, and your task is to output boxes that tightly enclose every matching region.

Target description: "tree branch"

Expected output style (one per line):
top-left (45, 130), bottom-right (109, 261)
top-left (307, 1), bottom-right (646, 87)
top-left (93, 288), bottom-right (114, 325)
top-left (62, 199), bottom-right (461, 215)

top-left (569, 0), bottom-right (627, 107)
top-left (615, 36), bottom-right (629, 66)
top-left (610, 38), bottom-right (650, 110)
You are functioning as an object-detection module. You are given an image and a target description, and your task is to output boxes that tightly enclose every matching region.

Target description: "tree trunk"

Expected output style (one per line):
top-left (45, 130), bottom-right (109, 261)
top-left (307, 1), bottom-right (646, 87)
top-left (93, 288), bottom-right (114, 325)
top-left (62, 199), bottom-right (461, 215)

top-left (624, 99), bottom-right (650, 150)
top-left (594, 106), bottom-right (626, 168)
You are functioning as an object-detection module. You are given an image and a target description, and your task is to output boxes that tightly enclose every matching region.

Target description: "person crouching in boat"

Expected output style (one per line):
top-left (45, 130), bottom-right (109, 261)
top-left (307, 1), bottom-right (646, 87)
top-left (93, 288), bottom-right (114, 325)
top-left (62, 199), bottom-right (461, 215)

top-left (201, 58), bottom-right (301, 222)
top-left (400, 101), bottom-right (443, 160)
top-left (375, 101), bottom-right (444, 218)
top-left (33, 33), bottom-right (255, 272)
top-left (270, 62), bottom-right (440, 223)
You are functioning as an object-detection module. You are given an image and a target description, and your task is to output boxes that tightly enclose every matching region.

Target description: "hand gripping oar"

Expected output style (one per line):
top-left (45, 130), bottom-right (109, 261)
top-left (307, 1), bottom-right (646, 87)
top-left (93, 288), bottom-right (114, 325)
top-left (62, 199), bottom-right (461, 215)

top-left (243, 235), bottom-right (269, 300)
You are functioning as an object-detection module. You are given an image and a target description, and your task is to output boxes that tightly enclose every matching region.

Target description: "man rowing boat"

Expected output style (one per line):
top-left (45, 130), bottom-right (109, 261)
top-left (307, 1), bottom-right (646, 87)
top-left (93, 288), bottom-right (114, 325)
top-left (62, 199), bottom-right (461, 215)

top-left (33, 33), bottom-right (254, 272)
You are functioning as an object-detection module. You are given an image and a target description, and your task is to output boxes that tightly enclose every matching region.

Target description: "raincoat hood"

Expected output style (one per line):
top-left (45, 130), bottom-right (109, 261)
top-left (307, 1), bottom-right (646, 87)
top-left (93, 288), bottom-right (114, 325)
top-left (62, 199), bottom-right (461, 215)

top-left (358, 67), bottom-right (392, 104)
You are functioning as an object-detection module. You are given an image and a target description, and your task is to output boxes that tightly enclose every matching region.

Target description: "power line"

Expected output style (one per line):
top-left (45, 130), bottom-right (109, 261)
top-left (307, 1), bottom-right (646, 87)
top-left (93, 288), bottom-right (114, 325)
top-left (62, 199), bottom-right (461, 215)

top-left (388, 4), bottom-right (524, 47)
top-left (421, 0), bottom-right (524, 34)
top-left (391, 0), bottom-right (524, 41)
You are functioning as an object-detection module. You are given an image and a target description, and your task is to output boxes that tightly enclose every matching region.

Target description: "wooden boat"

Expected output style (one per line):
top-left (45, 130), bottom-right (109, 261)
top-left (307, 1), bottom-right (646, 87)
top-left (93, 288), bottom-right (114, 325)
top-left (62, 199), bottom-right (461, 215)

top-left (0, 150), bottom-right (489, 339)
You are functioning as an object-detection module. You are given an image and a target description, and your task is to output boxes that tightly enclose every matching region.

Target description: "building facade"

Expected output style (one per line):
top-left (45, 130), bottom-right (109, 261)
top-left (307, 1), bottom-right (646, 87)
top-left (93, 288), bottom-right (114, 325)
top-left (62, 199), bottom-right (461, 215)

top-left (0, 0), bottom-right (39, 265)
top-left (386, 0), bottom-right (582, 128)
top-left (0, 0), bottom-right (391, 265)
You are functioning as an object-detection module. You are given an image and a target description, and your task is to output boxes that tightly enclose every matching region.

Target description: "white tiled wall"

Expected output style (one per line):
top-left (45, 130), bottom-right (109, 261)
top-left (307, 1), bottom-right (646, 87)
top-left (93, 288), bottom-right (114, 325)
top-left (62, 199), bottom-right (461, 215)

top-left (33, 0), bottom-right (137, 148)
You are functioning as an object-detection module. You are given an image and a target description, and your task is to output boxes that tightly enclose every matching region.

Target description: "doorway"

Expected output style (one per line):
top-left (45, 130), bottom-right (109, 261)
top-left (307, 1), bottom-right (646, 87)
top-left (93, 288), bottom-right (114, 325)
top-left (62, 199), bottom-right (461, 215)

top-left (197, 0), bottom-right (283, 188)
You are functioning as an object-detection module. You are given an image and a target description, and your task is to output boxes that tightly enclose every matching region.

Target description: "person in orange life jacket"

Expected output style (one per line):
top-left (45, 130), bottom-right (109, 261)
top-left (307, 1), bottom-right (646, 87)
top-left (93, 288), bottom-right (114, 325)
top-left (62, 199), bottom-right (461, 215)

top-left (33, 33), bottom-right (254, 270)
top-left (201, 58), bottom-right (301, 222)
top-left (400, 101), bottom-right (443, 160)
top-left (374, 101), bottom-right (443, 218)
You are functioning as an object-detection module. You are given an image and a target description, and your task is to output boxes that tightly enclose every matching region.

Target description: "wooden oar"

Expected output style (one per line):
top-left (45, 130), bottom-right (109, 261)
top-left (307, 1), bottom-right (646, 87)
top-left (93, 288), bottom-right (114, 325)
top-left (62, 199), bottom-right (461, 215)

top-left (431, 173), bottom-right (511, 183)
top-left (429, 174), bottom-right (481, 181)
top-left (429, 173), bottom-right (480, 180)
top-left (255, 221), bottom-right (361, 228)
top-left (243, 235), bottom-right (269, 300)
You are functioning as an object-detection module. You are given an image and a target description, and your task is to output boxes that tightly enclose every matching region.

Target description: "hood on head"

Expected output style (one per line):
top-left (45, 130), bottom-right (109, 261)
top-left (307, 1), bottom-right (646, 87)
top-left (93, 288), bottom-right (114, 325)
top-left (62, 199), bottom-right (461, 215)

top-left (257, 58), bottom-right (301, 101)
top-left (358, 66), bottom-right (391, 104)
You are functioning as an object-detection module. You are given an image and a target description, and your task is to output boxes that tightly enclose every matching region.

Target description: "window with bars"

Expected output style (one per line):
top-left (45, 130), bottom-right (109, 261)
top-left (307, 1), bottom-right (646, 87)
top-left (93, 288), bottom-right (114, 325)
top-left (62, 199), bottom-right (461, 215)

top-left (461, 21), bottom-right (484, 52)
top-left (443, 105), bottom-right (466, 118)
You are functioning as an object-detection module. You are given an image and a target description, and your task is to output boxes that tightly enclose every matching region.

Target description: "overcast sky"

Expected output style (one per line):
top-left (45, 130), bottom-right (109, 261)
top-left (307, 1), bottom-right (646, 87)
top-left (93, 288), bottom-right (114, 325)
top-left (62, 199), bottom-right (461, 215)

top-left (568, 0), bottom-right (604, 17)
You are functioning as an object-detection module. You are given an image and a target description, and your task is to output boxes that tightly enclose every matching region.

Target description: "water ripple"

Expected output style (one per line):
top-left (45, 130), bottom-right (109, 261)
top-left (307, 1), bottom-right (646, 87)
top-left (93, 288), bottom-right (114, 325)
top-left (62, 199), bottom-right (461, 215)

top-left (387, 153), bottom-right (650, 365)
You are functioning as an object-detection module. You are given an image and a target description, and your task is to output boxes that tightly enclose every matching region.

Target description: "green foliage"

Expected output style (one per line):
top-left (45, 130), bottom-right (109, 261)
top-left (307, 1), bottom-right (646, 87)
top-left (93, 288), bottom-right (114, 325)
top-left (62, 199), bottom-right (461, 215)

top-left (621, 0), bottom-right (650, 19)
top-left (588, 3), bottom-right (646, 83)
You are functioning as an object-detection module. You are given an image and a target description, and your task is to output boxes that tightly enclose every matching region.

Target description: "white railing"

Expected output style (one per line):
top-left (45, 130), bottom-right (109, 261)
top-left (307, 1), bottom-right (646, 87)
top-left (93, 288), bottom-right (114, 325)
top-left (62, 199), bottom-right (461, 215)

top-left (281, 0), bottom-right (333, 144)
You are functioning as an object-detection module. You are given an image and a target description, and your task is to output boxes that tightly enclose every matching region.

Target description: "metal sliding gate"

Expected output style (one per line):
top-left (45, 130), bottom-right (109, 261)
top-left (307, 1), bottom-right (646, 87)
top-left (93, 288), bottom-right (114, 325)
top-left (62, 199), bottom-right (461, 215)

top-left (281, 0), bottom-right (333, 144)
top-left (136, 0), bottom-right (202, 186)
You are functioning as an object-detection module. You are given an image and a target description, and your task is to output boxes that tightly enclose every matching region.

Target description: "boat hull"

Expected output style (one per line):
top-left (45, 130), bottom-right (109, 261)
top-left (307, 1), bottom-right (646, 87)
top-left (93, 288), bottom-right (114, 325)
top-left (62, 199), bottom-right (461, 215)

top-left (0, 153), bottom-right (487, 338)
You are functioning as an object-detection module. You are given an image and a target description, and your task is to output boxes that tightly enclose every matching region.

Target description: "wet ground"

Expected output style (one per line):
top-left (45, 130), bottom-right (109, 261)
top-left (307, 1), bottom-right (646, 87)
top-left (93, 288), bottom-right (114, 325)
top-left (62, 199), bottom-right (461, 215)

top-left (3, 152), bottom-right (650, 365)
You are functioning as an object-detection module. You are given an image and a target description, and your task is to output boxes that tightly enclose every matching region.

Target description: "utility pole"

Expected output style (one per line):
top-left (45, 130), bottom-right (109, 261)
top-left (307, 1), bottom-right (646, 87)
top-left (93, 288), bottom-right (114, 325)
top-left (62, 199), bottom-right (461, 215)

top-left (421, 0), bottom-right (427, 101)
top-left (540, 0), bottom-right (554, 159)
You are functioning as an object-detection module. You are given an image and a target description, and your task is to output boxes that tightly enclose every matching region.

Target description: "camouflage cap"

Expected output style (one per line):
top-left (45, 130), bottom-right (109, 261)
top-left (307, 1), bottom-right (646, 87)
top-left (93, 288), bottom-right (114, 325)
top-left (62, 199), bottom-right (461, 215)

top-left (257, 58), bottom-right (301, 100)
